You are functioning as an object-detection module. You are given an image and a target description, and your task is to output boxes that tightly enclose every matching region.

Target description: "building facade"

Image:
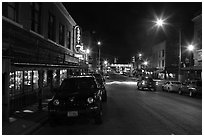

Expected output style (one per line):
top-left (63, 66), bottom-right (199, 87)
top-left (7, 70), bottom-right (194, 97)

top-left (181, 13), bottom-right (202, 80)
top-left (2, 2), bottom-right (87, 123)
top-left (150, 40), bottom-right (179, 79)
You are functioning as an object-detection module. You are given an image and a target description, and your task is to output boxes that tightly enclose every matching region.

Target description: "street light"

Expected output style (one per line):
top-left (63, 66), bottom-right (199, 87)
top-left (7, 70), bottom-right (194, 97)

top-left (154, 16), bottom-right (182, 81)
top-left (97, 41), bottom-right (102, 70)
top-left (104, 60), bottom-right (108, 66)
top-left (156, 18), bottom-right (165, 27)
top-left (187, 44), bottom-right (195, 66)
top-left (143, 61), bottom-right (148, 66)
top-left (187, 44), bottom-right (195, 51)
top-left (86, 48), bottom-right (90, 54)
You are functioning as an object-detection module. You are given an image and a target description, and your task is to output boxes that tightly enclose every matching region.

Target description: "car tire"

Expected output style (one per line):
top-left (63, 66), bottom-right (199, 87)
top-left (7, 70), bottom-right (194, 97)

top-left (189, 90), bottom-right (194, 97)
top-left (94, 107), bottom-right (102, 125)
top-left (167, 88), bottom-right (170, 92)
top-left (178, 89), bottom-right (182, 95)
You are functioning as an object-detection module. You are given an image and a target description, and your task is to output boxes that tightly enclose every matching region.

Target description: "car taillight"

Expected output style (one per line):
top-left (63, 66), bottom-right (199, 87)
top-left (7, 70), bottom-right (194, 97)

top-left (53, 99), bottom-right (60, 106)
top-left (87, 97), bottom-right (94, 104)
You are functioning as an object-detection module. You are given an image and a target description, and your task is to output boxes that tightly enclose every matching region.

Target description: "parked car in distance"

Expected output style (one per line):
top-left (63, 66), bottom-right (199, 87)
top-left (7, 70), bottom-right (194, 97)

top-left (48, 76), bottom-right (103, 126)
top-left (162, 81), bottom-right (181, 92)
top-left (92, 73), bottom-right (107, 102)
top-left (178, 80), bottom-right (202, 97)
top-left (137, 77), bottom-right (156, 91)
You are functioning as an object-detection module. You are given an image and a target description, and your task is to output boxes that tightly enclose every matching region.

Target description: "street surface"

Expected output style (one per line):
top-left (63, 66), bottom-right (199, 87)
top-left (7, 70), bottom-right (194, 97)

top-left (33, 73), bottom-right (202, 135)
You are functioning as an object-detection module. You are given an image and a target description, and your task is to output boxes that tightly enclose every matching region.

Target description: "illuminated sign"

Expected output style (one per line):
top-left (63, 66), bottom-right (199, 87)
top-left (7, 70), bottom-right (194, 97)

top-left (76, 26), bottom-right (81, 45)
top-left (74, 26), bottom-right (83, 53)
top-left (74, 54), bottom-right (84, 60)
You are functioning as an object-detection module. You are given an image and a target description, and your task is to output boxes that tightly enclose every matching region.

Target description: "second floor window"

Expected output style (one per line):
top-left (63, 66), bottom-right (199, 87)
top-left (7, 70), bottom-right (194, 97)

top-left (162, 60), bottom-right (165, 67)
top-left (67, 31), bottom-right (71, 49)
top-left (162, 49), bottom-right (165, 57)
top-left (59, 23), bottom-right (65, 46)
top-left (3, 2), bottom-right (18, 22)
top-left (31, 2), bottom-right (41, 34)
top-left (48, 12), bottom-right (56, 41)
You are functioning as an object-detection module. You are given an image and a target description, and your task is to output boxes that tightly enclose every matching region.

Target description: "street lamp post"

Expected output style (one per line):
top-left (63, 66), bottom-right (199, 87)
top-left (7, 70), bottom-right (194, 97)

top-left (97, 41), bottom-right (102, 70)
top-left (178, 29), bottom-right (182, 81)
top-left (155, 18), bottom-right (182, 81)
top-left (187, 44), bottom-right (195, 66)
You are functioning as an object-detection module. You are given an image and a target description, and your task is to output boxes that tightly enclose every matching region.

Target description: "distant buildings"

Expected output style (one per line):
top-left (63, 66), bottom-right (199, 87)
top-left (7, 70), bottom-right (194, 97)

top-left (150, 13), bottom-right (202, 81)
top-left (181, 14), bottom-right (202, 80)
top-left (2, 2), bottom-right (87, 123)
top-left (150, 40), bottom-right (178, 79)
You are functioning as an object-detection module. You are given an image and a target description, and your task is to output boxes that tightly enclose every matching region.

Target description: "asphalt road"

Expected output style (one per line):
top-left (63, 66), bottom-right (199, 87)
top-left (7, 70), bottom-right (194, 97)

top-left (33, 74), bottom-right (202, 135)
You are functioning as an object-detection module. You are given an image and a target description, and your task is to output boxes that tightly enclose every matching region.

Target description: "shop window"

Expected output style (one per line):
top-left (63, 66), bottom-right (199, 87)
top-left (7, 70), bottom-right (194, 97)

top-left (9, 72), bottom-right (15, 96)
top-left (53, 70), bottom-right (57, 87)
top-left (60, 69), bottom-right (67, 85)
top-left (15, 71), bottom-right (23, 93)
top-left (24, 71), bottom-right (32, 92)
top-left (33, 71), bottom-right (39, 90)
top-left (43, 70), bottom-right (48, 87)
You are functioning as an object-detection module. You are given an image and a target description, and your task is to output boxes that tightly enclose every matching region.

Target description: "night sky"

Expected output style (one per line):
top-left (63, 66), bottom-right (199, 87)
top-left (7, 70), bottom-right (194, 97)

top-left (63, 2), bottom-right (201, 63)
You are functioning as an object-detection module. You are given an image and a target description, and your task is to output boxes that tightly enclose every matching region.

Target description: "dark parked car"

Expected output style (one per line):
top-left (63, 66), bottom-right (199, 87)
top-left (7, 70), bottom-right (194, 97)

top-left (137, 77), bottom-right (156, 91)
top-left (92, 73), bottom-right (107, 102)
top-left (48, 76), bottom-right (103, 125)
top-left (178, 80), bottom-right (202, 97)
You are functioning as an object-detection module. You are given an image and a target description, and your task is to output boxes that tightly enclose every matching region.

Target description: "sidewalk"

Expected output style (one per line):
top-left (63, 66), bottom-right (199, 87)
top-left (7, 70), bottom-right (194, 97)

top-left (2, 99), bottom-right (50, 135)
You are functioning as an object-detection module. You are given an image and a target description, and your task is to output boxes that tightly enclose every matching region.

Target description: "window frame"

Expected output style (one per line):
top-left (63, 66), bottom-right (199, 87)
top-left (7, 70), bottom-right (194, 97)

top-left (31, 2), bottom-right (41, 34)
top-left (48, 12), bottom-right (56, 41)
top-left (59, 23), bottom-right (65, 46)
top-left (3, 2), bottom-right (18, 22)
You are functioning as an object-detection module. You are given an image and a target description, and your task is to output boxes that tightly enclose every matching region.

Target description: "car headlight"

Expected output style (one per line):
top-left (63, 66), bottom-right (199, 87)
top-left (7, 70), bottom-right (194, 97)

top-left (87, 97), bottom-right (94, 104)
top-left (53, 99), bottom-right (60, 106)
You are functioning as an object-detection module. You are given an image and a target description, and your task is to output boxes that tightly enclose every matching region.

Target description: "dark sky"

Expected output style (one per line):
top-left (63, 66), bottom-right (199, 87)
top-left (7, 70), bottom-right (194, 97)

top-left (63, 2), bottom-right (201, 63)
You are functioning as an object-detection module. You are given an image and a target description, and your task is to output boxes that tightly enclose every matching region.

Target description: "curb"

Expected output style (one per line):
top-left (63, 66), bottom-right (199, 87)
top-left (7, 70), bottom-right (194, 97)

top-left (23, 116), bottom-right (48, 135)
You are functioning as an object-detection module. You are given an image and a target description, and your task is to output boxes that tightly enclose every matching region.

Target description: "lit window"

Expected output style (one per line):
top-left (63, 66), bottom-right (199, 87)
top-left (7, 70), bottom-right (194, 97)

top-left (33, 71), bottom-right (39, 90)
top-left (15, 71), bottom-right (23, 92)
top-left (24, 70), bottom-right (32, 92)
top-left (43, 70), bottom-right (47, 87)
top-left (60, 69), bottom-right (67, 85)
top-left (9, 72), bottom-right (15, 96)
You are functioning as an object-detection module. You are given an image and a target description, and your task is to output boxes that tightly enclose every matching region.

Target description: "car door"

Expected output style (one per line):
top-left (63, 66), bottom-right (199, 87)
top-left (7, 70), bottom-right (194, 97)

top-left (181, 82), bottom-right (188, 93)
top-left (165, 81), bottom-right (170, 91)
